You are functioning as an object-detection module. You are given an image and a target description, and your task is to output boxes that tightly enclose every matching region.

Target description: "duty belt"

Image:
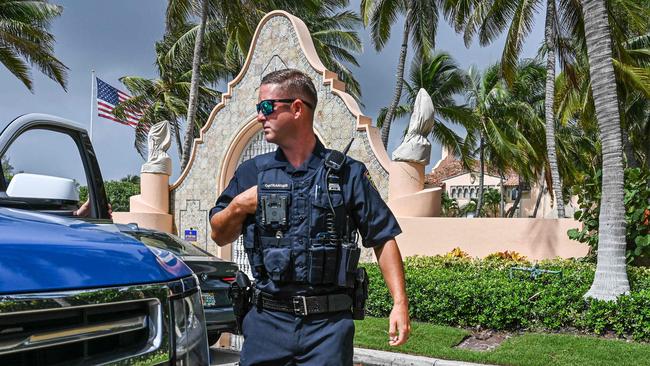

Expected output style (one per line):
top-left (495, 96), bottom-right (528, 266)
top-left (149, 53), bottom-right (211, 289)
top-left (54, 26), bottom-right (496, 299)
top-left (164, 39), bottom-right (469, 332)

top-left (253, 291), bottom-right (353, 316)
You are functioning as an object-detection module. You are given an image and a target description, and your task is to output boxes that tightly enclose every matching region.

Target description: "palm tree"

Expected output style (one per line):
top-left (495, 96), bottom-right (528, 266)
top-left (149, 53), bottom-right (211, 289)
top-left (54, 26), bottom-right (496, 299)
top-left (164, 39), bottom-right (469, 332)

top-left (501, 59), bottom-right (548, 217)
top-left (554, 2), bottom-right (650, 170)
top-left (165, 0), bottom-right (216, 170)
top-left (554, 39), bottom-right (648, 176)
top-left (465, 62), bottom-right (542, 217)
top-left (114, 29), bottom-right (219, 160)
top-left (464, 65), bottom-right (508, 217)
top-left (181, 0), bottom-right (208, 171)
top-left (361, 0), bottom-right (442, 148)
top-left (456, 0), bottom-right (586, 218)
top-left (376, 52), bottom-right (474, 163)
top-left (483, 188), bottom-right (501, 217)
top-left (0, 0), bottom-right (68, 91)
top-left (581, 0), bottom-right (629, 300)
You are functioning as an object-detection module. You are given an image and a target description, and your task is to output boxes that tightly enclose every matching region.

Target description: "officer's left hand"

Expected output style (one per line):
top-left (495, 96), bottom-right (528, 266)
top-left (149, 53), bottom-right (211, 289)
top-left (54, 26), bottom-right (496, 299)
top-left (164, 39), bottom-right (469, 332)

top-left (74, 200), bottom-right (113, 219)
top-left (388, 303), bottom-right (410, 346)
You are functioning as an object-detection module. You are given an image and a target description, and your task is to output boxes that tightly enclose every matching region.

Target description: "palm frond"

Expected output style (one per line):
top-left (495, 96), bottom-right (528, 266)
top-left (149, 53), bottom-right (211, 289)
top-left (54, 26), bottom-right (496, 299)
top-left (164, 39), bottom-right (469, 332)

top-left (501, 0), bottom-right (538, 85)
top-left (368, 0), bottom-right (402, 51)
top-left (612, 60), bottom-right (650, 98)
top-left (0, 45), bottom-right (31, 90)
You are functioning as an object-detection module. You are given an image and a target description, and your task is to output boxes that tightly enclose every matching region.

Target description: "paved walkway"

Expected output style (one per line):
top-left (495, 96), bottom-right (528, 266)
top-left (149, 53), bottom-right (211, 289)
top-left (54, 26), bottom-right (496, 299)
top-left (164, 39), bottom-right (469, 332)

top-left (210, 346), bottom-right (496, 366)
top-left (354, 348), bottom-right (496, 366)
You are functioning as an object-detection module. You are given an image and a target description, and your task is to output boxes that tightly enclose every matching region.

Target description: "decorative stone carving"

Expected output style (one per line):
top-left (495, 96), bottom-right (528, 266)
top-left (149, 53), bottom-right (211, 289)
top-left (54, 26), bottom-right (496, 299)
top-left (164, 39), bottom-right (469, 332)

top-left (392, 88), bottom-right (435, 165)
top-left (142, 120), bottom-right (172, 175)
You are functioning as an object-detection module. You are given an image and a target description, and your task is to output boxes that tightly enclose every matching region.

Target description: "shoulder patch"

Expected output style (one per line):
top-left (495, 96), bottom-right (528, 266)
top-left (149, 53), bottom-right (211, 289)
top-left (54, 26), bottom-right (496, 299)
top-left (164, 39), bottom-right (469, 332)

top-left (364, 170), bottom-right (378, 191)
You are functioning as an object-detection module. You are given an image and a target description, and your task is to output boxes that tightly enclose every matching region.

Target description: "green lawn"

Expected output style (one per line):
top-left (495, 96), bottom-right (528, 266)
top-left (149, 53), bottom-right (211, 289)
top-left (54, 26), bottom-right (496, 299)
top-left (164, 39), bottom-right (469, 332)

top-left (354, 317), bottom-right (650, 366)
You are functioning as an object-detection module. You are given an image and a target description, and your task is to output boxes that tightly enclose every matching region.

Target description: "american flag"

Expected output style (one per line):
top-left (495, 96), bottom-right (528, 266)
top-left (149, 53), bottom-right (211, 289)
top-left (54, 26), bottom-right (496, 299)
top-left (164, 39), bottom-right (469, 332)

top-left (96, 77), bottom-right (141, 126)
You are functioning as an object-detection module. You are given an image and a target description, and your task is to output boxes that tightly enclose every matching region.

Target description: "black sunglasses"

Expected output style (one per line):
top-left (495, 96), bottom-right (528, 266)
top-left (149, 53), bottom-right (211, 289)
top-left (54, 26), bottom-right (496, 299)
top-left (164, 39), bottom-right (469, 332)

top-left (256, 98), bottom-right (314, 116)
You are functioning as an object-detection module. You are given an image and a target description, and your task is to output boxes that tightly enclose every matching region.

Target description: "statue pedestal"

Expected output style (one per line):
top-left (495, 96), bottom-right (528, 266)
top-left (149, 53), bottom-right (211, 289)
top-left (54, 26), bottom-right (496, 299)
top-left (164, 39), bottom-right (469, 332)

top-left (388, 161), bottom-right (441, 217)
top-left (112, 172), bottom-right (173, 232)
top-left (389, 161), bottom-right (424, 198)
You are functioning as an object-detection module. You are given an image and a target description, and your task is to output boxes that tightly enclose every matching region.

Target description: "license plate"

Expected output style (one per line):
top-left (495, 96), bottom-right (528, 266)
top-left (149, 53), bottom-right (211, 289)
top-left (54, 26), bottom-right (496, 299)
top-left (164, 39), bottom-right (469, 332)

top-left (201, 293), bottom-right (216, 307)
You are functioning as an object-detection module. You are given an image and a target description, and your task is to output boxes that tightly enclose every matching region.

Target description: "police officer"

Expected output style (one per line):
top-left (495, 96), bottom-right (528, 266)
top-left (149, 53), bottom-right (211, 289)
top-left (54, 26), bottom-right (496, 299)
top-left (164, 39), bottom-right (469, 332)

top-left (210, 69), bottom-right (410, 366)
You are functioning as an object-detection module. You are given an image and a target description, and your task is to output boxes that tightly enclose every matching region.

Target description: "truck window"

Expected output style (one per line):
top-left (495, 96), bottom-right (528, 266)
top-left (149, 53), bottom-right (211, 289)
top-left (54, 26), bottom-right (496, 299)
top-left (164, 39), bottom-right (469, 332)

top-left (0, 128), bottom-right (89, 214)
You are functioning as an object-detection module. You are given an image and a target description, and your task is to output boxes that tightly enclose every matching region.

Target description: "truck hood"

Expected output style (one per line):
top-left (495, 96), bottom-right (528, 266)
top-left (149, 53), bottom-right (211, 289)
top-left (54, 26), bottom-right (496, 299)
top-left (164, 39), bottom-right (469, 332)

top-left (0, 208), bottom-right (193, 295)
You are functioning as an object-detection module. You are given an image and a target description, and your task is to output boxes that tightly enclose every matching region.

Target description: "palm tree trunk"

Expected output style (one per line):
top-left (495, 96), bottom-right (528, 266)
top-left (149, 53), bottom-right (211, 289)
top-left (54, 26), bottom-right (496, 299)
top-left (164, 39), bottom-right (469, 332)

top-left (544, 0), bottom-right (565, 218)
top-left (507, 177), bottom-right (524, 218)
top-left (180, 0), bottom-right (208, 171)
top-left (380, 9), bottom-right (411, 148)
top-left (174, 122), bottom-right (183, 158)
top-left (475, 133), bottom-right (485, 217)
top-left (532, 170), bottom-right (545, 218)
top-left (499, 174), bottom-right (505, 217)
top-left (582, 0), bottom-right (629, 301)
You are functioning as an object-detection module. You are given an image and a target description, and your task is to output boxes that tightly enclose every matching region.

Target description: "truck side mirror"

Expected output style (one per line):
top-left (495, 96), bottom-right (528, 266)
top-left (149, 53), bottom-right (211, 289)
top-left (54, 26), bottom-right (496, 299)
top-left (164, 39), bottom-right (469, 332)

top-left (6, 173), bottom-right (79, 202)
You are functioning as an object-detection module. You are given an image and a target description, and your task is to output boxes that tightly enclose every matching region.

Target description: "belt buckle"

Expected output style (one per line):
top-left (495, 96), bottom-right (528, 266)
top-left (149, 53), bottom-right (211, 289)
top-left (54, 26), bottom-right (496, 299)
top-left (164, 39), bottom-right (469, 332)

top-left (292, 296), bottom-right (308, 316)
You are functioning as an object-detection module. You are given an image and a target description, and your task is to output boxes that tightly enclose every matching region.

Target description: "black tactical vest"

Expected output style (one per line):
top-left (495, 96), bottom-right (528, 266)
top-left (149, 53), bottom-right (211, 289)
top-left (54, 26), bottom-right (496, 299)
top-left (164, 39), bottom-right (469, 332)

top-left (246, 152), bottom-right (360, 289)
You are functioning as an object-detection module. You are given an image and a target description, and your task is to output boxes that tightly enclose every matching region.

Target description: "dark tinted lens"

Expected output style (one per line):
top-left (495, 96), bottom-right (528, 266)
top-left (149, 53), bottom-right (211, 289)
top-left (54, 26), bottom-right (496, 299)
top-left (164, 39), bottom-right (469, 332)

top-left (259, 100), bottom-right (274, 116)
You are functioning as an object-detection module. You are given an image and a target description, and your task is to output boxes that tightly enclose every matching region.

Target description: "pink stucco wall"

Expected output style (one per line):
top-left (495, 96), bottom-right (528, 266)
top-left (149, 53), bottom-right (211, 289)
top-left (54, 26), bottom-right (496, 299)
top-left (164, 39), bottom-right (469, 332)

top-left (395, 217), bottom-right (589, 260)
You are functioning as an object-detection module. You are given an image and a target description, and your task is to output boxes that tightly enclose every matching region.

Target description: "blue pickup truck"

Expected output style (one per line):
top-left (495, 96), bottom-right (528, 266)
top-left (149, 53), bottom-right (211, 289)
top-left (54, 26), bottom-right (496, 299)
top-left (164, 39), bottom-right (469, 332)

top-left (0, 114), bottom-right (210, 365)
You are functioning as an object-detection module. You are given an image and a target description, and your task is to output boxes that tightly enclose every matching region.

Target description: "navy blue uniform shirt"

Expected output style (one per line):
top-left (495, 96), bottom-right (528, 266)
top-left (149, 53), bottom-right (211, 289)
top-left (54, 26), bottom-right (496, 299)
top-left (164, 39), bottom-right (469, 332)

top-left (209, 138), bottom-right (402, 294)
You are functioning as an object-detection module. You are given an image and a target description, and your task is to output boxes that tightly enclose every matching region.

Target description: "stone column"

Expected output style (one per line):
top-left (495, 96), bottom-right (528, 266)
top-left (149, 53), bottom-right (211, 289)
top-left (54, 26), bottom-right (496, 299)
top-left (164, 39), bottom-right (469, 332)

top-left (113, 173), bottom-right (173, 232)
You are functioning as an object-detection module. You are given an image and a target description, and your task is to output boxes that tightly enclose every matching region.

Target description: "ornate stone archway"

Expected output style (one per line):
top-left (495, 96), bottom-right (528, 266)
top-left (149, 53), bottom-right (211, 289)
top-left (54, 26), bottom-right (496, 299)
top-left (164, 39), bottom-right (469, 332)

top-left (169, 11), bottom-right (390, 259)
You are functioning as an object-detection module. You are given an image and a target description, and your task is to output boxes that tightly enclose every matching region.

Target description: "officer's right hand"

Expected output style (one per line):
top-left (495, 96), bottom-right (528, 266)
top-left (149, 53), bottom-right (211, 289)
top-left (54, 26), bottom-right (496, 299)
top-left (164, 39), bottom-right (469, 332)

top-left (234, 185), bottom-right (258, 214)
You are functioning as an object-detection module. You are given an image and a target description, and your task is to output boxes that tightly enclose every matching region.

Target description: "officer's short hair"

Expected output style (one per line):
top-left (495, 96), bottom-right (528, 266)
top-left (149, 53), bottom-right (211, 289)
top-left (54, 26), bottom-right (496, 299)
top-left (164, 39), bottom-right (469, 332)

top-left (261, 69), bottom-right (318, 109)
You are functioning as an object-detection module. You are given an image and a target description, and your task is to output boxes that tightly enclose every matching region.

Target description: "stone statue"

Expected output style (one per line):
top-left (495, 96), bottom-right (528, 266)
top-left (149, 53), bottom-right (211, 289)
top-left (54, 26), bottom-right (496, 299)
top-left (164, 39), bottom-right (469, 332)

top-left (392, 88), bottom-right (436, 165)
top-left (141, 120), bottom-right (172, 175)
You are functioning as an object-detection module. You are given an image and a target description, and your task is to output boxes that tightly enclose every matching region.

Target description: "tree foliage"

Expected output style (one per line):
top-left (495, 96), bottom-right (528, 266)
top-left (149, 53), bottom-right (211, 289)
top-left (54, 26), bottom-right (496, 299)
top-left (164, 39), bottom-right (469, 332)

top-left (0, 0), bottom-right (68, 91)
top-left (79, 179), bottom-right (140, 213)
top-left (568, 167), bottom-right (650, 265)
top-left (115, 26), bottom-right (219, 160)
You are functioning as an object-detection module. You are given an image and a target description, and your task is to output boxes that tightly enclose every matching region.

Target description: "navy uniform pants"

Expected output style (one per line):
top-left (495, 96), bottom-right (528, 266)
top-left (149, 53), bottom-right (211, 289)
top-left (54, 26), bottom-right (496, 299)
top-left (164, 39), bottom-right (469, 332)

top-left (239, 306), bottom-right (354, 366)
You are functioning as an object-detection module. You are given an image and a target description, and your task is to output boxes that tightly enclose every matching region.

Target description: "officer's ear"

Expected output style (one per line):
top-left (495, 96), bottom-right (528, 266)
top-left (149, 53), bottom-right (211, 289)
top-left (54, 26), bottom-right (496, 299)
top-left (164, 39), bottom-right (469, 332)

top-left (296, 98), bottom-right (316, 118)
top-left (290, 99), bottom-right (306, 119)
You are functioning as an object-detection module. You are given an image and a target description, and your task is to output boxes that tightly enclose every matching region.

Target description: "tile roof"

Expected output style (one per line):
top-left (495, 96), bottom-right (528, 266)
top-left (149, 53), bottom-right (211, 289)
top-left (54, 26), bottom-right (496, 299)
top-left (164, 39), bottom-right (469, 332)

top-left (425, 155), bottom-right (520, 187)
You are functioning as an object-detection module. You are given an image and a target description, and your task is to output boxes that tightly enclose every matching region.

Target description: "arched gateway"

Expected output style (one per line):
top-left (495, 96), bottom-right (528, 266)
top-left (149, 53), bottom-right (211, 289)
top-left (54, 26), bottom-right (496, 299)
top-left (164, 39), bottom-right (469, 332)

top-left (169, 11), bottom-right (391, 265)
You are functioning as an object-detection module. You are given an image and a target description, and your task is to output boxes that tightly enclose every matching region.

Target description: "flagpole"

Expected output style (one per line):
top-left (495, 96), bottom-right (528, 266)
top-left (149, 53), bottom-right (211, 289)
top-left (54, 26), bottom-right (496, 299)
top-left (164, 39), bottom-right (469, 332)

top-left (89, 70), bottom-right (95, 142)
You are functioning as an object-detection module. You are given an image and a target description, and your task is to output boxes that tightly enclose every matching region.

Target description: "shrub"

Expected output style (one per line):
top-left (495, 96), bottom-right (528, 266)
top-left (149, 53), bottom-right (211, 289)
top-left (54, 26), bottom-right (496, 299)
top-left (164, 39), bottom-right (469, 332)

top-left (485, 250), bottom-right (527, 262)
top-left (79, 179), bottom-right (140, 212)
top-left (568, 167), bottom-right (650, 264)
top-left (363, 256), bottom-right (650, 341)
top-left (445, 247), bottom-right (469, 259)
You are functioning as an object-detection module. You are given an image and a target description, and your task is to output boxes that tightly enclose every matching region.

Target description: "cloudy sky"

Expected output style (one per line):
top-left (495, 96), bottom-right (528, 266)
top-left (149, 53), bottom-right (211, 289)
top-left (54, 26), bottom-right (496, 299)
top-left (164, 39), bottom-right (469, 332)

top-left (0, 0), bottom-right (544, 184)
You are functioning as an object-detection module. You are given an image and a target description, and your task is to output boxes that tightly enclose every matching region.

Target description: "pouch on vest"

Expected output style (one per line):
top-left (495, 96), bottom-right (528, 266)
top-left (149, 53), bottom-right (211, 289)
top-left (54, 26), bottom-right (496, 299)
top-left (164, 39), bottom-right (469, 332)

top-left (260, 236), bottom-right (292, 282)
top-left (337, 243), bottom-right (361, 288)
top-left (308, 235), bottom-right (338, 285)
top-left (310, 190), bottom-right (345, 232)
top-left (307, 243), bottom-right (325, 284)
top-left (243, 225), bottom-right (264, 277)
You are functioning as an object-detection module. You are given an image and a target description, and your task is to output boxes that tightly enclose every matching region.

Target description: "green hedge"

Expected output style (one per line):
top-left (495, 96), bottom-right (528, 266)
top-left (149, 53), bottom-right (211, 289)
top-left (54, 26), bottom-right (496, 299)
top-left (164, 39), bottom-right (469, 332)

top-left (79, 180), bottom-right (140, 212)
top-left (364, 256), bottom-right (650, 341)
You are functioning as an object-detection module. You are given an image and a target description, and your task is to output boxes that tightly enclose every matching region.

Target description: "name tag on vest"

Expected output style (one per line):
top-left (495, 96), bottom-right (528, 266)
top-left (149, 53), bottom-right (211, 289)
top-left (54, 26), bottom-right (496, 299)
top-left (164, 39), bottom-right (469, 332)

top-left (328, 183), bottom-right (341, 191)
top-left (263, 183), bottom-right (290, 190)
